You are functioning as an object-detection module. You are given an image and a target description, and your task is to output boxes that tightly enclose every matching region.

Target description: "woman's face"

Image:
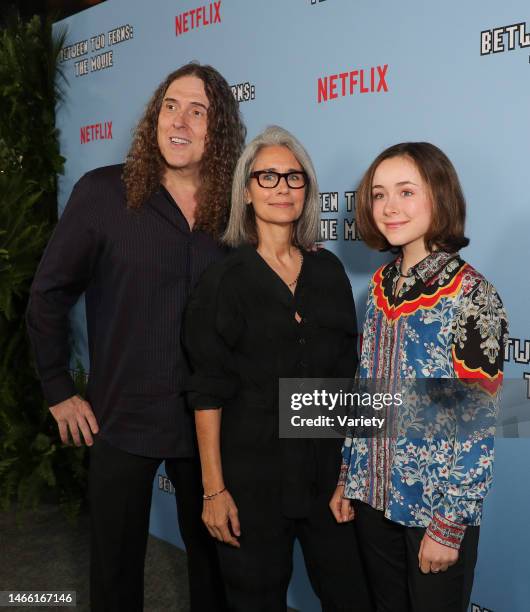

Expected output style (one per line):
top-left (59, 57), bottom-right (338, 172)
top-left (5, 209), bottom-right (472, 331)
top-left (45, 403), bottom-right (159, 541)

top-left (371, 155), bottom-right (433, 251)
top-left (246, 145), bottom-right (306, 229)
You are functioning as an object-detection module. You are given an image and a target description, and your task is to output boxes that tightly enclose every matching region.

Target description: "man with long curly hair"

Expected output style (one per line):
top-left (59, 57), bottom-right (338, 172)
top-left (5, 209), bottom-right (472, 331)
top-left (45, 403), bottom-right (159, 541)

top-left (27, 62), bottom-right (246, 611)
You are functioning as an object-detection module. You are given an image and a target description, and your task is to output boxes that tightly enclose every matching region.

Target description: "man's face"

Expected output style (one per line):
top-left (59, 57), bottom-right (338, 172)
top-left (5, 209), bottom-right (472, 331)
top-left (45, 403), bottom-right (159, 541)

top-left (157, 75), bottom-right (209, 175)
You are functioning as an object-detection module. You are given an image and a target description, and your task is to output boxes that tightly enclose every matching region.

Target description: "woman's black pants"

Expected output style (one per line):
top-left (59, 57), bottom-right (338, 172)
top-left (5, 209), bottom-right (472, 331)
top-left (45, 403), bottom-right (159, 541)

top-left (215, 491), bottom-right (374, 612)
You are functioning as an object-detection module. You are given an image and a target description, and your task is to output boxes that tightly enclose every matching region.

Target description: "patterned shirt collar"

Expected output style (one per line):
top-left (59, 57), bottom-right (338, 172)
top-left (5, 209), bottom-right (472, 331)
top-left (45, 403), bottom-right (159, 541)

top-left (388, 251), bottom-right (458, 284)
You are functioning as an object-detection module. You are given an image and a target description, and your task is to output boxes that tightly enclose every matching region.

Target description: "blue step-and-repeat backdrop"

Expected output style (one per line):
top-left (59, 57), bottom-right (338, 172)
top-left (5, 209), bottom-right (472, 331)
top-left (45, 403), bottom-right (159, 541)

top-left (54, 1), bottom-right (530, 610)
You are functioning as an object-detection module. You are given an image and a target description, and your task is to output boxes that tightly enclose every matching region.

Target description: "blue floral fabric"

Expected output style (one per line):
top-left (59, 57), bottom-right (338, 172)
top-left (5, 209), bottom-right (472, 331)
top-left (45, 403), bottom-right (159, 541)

top-left (340, 252), bottom-right (508, 548)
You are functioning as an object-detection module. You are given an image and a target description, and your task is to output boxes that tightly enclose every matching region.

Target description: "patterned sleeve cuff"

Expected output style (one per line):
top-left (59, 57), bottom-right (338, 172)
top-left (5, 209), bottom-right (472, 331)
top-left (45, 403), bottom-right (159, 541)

top-left (426, 512), bottom-right (466, 550)
top-left (337, 462), bottom-right (348, 485)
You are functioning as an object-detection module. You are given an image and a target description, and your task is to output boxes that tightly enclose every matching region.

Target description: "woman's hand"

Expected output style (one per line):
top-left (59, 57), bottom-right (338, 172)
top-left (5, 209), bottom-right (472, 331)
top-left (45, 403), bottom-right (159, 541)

top-left (418, 534), bottom-right (459, 573)
top-left (329, 484), bottom-right (355, 523)
top-left (202, 490), bottom-right (241, 548)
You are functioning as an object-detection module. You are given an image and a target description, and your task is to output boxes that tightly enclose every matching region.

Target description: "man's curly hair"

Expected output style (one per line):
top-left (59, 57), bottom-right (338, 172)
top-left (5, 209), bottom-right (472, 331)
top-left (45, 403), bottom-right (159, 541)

top-left (122, 63), bottom-right (246, 237)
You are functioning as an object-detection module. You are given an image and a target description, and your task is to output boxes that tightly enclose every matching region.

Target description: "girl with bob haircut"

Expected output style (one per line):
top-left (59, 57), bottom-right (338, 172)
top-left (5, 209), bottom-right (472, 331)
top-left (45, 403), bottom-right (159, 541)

top-left (330, 142), bottom-right (508, 612)
top-left (184, 126), bottom-right (372, 611)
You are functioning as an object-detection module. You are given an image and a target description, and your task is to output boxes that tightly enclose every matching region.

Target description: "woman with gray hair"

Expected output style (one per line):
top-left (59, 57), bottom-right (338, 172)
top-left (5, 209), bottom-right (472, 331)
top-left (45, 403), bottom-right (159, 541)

top-left (183, 126), bottom-right (372, 611)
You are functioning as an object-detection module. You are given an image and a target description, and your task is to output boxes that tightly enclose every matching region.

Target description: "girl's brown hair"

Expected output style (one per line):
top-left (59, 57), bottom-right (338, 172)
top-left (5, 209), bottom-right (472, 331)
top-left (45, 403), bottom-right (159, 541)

top-left (356, 142), bottom-right (470, 252)
top-left (122, 62), bottom-right (246, 237)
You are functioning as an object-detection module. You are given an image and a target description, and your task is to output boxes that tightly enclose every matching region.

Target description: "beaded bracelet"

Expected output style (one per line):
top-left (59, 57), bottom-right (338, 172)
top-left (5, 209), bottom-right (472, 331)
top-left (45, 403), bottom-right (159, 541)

top-left (203, 487), bottom-right (226, 500)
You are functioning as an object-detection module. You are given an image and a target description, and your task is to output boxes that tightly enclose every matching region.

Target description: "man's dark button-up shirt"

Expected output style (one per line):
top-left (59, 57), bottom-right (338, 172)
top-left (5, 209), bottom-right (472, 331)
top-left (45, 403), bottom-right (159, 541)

top-left (27, 164), bottom-right (226, 457)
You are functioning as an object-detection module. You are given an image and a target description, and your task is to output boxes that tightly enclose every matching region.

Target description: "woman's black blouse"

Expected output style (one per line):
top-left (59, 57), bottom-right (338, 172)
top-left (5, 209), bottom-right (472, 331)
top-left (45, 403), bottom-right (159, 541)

top-left (183, 245), bottom-right (358, 517)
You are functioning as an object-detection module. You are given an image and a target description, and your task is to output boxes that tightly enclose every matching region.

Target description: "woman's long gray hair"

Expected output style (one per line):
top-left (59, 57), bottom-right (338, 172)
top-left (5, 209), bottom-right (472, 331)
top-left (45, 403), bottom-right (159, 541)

top-left (222, 125), bottom-right (320, 249)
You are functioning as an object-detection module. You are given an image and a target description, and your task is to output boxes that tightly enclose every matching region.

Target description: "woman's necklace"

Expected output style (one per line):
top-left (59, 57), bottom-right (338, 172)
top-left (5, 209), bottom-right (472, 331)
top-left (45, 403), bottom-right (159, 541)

top-left (287, 250), bottom-right (304, 287)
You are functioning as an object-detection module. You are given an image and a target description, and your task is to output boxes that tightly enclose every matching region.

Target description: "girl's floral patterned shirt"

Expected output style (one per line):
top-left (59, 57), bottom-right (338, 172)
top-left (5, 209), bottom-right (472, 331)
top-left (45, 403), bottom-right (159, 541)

top-left (340, 251), bottom-right (508, 549)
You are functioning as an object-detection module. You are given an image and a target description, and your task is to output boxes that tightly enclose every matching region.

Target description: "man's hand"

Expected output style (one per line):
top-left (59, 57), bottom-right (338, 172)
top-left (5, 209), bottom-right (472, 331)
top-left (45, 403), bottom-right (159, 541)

top-left (202, 490), bottom-right (241, 548)
top-left (418, 533), bottom-right (459, 574)
top-left (329, 484), bottom-right (355, 523)
top-left (49, 395), bottom-right (99, 446)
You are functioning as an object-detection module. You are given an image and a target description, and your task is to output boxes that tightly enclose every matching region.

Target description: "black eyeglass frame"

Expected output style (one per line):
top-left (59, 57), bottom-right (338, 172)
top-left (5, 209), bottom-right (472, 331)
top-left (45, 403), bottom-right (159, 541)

top-left (249, 170), bottom-right (308, 189)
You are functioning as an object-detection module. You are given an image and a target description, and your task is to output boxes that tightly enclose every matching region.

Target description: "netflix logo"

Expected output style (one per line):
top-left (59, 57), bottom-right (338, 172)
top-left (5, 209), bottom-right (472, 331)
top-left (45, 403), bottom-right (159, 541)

top-left (175, 1), bottom-right (221, 37)
top-left (317, 65), bottom-right (389, 103)
top-left (80, 121), bottom-right (113, 144)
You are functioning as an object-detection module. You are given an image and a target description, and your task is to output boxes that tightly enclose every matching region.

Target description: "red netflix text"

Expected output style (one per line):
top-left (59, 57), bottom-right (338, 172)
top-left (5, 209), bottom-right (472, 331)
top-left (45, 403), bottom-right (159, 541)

top-left (80, 122), bottom-right (113, 144)
top-left (175, 1), bottom-right (221, 36)
top-left (317, 65), bottom-right (389, 103)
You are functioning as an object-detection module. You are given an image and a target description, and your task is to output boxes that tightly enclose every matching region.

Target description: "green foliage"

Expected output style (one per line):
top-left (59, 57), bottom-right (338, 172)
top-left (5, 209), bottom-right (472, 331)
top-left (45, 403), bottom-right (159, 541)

top-left (0, 14), bottom-right (87, 520)
top-left (0, 14), bottom-right (66, 197)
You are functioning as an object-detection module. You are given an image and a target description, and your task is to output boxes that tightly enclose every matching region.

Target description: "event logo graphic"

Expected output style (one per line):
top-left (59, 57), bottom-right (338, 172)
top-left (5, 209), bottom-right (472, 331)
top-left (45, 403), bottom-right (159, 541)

top-left (504, 336), bottom-right (530, 398)
top-left (59, 40), bottom-right (88, 62)
top-left (505, 337), bottom-right (530, 364)
top-left (231, 82), bottom-right (256, 103)
top-left (481, 22), bottom-right (530, 61)
top-left (80, 122), bottom-right (113, 144)
top-left (317, 65), bottom-right (389, 103)
top-left (175, 1), bottom-right (221, 36)
top-left (158, 475), bottom-right (175, 494)
top-left (319, 191), bottom-right (361, 241)
top-left (59, 24), bottom-right (134, 77)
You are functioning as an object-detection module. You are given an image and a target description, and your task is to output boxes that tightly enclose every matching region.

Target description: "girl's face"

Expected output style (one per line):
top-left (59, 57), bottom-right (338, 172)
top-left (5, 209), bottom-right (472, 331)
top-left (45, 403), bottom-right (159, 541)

top-left (371, 155), bottom-right (433, 252)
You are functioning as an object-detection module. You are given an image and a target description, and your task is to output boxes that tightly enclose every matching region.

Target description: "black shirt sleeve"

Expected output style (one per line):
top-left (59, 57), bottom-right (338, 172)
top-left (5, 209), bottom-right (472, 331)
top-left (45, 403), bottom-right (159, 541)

top-left (183, 265), bottom-right (242, 409)
top-left (26, 173), bottom-right (103, 406)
